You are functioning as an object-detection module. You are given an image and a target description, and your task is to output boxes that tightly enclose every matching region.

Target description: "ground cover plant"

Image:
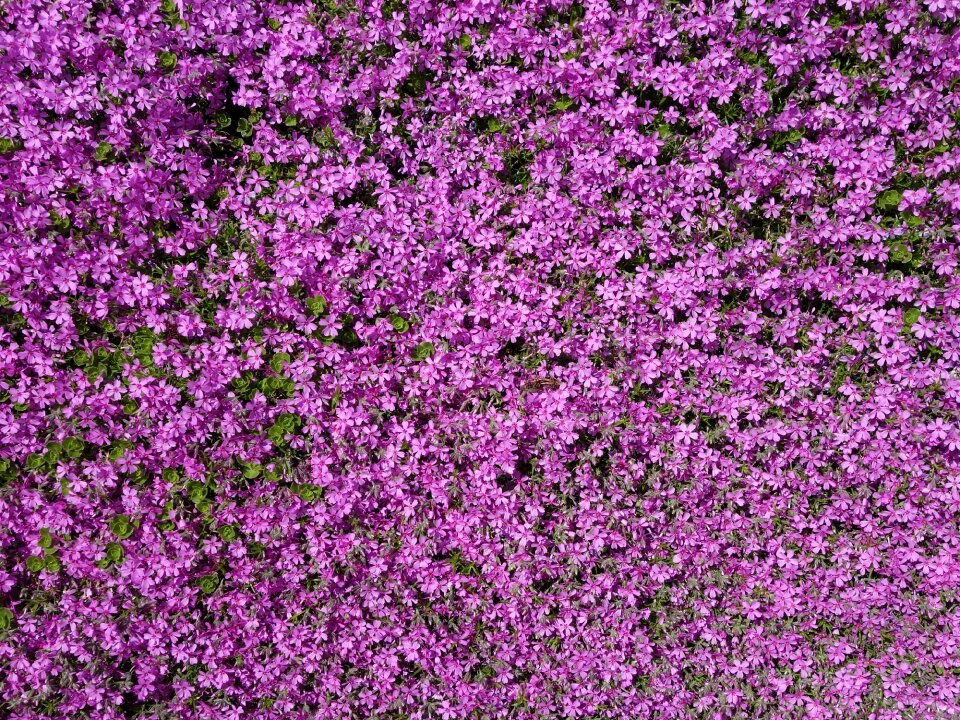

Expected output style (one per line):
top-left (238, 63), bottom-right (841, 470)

top-left (1, 0), bottom-right (960, 717)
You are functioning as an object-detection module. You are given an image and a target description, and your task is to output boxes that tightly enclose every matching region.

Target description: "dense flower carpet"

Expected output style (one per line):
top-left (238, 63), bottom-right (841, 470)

top-left (2, 0), bottom-right (960, 718)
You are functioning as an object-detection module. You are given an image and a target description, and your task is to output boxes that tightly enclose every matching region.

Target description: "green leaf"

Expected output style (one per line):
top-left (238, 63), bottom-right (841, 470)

top-left (338, 324), bottom-right (359, 344)
top-left (105, 542), bottom-right (124, 565)
top-left (270, 352), bottom-right (291, 374)
top-left (160, 0), bottom-right (179, 18)
top-left (198, 574), bottom-right (220, 594)
top-left (109, 514), bottom-right (135, 539)
top-left (260, 376), bottom-right (288, 398)
top-left (316, 126), bottom-right (336, 149)
top-left (218, 525), bottom-right (238, 542)
top-left (0, 137), bottom-right (21, 155)
top-left (26, 453), bottom-right (45, 470)
top-left (62, 436), bottom-right (85, 459)
top-left (389, 314), bottom-right (410, 333)
top-left (44, 443), bottom-right (62, 465)
top-left (903, 308), bottom-right (921, 331)
top-left (276, 413), bottom-right (301, 430)
top-left (293, 483), bottom-right (322, 502)
top-left (889, 242), bottom-right (913, 264)
top-left (25, 555), bottom-right (45, 573)
top-left (131, 331), bottom-right (156, 366)
top-left (876, 189), bottom-right (901, 212)
top-left (187, 481), bottom-right (208, 504)
top-left (157, 51), bottom-right (178, 72)
top-left (0, 608), bottom-right (13, 631)
top-left (411, 342), bottom-right (435, 362)
top-left (39, 528), bottom-right (53, 549)
top-left (108, 441), bottom-right (132, 461)
top-left (94, 142), bottom-right (114, 162)
top-left (267, 425), bottom-right (287, 445)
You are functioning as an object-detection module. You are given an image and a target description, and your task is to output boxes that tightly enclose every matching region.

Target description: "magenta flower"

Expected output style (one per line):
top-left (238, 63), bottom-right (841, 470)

top-left (0, 0), bottom-right (959, 718)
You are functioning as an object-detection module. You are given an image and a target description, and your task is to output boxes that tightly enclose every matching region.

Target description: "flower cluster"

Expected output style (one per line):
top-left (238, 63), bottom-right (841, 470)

top-left (2, 0), bottom-right (960, 718)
